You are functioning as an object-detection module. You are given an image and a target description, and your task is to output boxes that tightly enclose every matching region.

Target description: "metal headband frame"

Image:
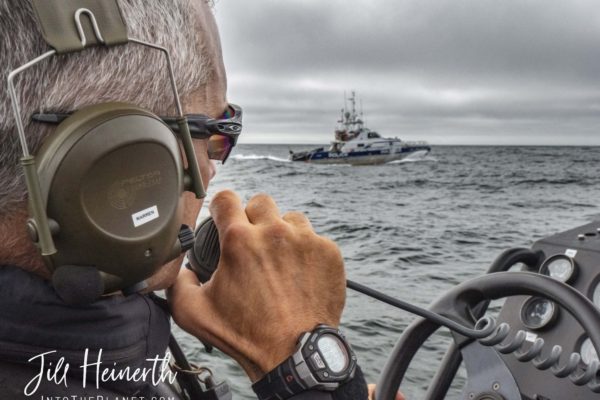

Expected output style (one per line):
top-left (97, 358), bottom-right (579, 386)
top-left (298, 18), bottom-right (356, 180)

top-left (6, 8), bottom-right (206, 259)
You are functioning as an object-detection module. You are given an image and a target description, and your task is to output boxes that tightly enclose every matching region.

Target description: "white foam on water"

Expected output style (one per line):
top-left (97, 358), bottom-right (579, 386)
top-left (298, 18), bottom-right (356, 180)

top-left (230, 154), bottom-right (291, 163)
top-left (387, 155), bottom-right (438, 164)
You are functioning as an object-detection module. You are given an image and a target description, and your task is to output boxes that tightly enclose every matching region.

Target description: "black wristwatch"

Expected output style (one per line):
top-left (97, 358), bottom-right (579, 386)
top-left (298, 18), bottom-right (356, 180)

top-left (252, 325), bottom-right (357, 400)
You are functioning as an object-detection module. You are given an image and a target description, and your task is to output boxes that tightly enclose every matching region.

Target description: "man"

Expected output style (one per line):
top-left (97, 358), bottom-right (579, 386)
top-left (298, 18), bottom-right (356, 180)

top-left (0, 1), bottom-right (403, 399)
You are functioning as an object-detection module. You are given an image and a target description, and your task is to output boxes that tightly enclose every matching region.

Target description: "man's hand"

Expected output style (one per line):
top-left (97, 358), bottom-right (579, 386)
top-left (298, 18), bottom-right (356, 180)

top-left (168, 190), bottom-right (346, 381)
top-left (368, 384), bottom-right (405, 400)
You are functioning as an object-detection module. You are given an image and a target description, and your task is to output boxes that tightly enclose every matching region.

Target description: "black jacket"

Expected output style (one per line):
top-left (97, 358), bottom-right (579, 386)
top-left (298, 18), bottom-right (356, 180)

top-left (0, 266), bottom-right (368, 399)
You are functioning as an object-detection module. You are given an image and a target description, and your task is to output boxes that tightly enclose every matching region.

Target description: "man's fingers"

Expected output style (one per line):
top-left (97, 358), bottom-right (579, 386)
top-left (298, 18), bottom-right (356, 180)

top-left (173, 267), bottom-right (200, 287)
top-left (282, 211), bottom-right (312, 229)
top-left (209, 190), bottom-right (248, 236)
top-left (167, 268), bottom-right (201, 306)
top-left (245, 193), bottom-right (281, 224)
top-left (367, 384), bottom-right (405, 400)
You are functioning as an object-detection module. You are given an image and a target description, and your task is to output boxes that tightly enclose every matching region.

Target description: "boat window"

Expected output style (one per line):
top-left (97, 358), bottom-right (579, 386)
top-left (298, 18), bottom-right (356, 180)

top-left (357, 143), bottom-right (364, 147)
top-left (368, 132), bottom-right (381, 138)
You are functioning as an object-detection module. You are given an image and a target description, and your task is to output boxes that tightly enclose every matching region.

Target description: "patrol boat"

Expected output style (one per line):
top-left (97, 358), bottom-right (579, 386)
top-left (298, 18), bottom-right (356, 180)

top-left (289, 92), bottom-right (431, 165)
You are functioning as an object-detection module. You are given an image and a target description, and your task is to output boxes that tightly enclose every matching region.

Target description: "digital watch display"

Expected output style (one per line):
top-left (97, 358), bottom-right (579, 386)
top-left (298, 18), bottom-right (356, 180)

top-left (252, 325), bottom-right (357, 400)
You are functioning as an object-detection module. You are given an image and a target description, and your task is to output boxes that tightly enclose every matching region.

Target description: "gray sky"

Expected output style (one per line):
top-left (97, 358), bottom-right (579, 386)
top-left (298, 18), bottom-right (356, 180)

top-left (214, 0), bottom-right (600, 145)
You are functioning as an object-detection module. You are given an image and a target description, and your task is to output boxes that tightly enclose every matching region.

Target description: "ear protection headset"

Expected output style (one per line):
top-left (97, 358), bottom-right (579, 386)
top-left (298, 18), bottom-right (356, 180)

top-left (7, 0), bottom-right (204, 304)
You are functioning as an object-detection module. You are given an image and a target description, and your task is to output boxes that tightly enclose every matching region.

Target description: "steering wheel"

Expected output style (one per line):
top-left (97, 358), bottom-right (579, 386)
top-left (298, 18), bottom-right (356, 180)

top-left (374, 272), bottom-right (600, 400)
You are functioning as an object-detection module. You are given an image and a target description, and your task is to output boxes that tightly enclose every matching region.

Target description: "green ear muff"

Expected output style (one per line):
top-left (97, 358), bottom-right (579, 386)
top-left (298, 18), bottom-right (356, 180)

top-left (30, 102), bottom-right (190, 297)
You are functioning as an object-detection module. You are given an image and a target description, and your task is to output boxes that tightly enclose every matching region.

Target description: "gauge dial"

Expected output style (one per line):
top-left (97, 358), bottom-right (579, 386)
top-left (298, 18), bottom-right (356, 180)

top-left (520, 296), bottom-right (558, 330)
top-left (580, 338), bottom-right (599, 366)
top-left (592, 282), bottom-right (600, 308)
top-left (539, 255), bottom-right (576, 283)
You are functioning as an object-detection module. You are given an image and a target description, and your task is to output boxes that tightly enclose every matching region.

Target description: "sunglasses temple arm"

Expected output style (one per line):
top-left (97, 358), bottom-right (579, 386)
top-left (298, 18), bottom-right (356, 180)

top-left (177, 118), bottom-right (206, 198)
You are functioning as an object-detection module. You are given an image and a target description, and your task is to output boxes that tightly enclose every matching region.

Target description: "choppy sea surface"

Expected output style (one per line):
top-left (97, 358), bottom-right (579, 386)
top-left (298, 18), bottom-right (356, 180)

top-left (172, 144), bottom-right (600, 399)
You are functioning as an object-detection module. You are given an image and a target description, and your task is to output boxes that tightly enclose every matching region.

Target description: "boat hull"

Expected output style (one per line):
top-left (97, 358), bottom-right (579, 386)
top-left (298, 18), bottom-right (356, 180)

top-left (291, 146), bottom-right (430, 165)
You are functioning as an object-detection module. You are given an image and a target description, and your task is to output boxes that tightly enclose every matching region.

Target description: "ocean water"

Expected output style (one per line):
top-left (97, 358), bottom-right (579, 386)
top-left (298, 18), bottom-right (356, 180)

top-left (172, 144), bottom-right (600, 399)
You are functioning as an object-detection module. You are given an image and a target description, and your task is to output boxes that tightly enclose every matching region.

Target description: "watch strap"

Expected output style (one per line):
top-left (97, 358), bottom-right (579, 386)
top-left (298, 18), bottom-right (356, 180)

top-left (291, 391), bottom-right (334, 400)
top-left (252, 326), bottom-right (357, 400)
top-left (252, 356), bottom-right (307, 400)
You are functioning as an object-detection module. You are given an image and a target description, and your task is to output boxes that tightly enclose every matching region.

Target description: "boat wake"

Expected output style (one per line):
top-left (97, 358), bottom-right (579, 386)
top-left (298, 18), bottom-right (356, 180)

top-left (230, 154), bottom-right (291, 163)
top-left (386, 154), bottom-right (437, 164)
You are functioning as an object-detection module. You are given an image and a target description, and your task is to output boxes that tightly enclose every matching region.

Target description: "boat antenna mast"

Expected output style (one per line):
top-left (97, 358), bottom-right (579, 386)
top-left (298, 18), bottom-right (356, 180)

top-left (337, 90), bottom-right (366, 141)
top-left (344, 91), bottom-right (348, 123)
top-left (350, 90), bottom-right (356, 125)
top-left (347, 90), bottom-right (362, 130)
top-left (336, 91), bottom-right (349, 141)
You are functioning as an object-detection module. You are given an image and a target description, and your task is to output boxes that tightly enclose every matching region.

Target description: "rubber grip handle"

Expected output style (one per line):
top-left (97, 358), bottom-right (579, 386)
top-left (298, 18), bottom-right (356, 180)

top-left (186, 217), bottom-right (221, 283)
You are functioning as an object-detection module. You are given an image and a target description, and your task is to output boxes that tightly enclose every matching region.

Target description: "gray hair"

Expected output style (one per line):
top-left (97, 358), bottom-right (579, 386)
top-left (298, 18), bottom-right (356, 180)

top-left (0, 0), bottom-right (215, 215)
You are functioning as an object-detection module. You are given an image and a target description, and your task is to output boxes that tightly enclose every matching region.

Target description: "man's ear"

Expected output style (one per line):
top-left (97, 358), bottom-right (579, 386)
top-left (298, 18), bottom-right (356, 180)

top-left (0, 206), bottom-right (49, 278)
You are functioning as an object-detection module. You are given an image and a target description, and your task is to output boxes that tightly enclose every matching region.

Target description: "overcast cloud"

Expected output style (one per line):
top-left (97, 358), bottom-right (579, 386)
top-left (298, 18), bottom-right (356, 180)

top-left (214, 0), bottom-right (600, 145)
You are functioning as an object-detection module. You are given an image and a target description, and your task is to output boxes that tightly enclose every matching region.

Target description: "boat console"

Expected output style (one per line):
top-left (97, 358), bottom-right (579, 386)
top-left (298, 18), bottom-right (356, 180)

top-left (189, 218), bottom-right (600, 400)
top-left (494, 222), bottom-right (600, 400)
top-left (373, 222), bottom-right (600, 400)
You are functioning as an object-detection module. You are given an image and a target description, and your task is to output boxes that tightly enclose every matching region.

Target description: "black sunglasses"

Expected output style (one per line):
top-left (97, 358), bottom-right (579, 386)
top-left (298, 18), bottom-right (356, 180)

top-left (31, 104), bottom-right (243, 163)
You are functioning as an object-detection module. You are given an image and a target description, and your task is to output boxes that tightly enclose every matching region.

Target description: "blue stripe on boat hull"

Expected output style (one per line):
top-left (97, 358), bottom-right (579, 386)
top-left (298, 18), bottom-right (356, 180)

top-left (296, 146), bottom-right (431, 165)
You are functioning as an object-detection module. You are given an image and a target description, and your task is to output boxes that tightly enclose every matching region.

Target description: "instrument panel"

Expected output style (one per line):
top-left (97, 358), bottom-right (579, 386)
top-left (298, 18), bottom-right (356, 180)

top-left (496, 221), bottom-right (600, 400)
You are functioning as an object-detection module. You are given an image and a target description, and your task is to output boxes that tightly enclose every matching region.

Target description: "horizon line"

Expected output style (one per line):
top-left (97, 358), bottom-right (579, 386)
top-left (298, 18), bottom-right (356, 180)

top-left (235, 143), bottom-right (600, 147)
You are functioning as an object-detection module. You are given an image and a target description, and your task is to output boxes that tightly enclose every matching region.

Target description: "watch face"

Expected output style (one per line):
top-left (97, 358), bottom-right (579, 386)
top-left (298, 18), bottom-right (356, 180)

top-left (316, 334), bottom-right (349, 373)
